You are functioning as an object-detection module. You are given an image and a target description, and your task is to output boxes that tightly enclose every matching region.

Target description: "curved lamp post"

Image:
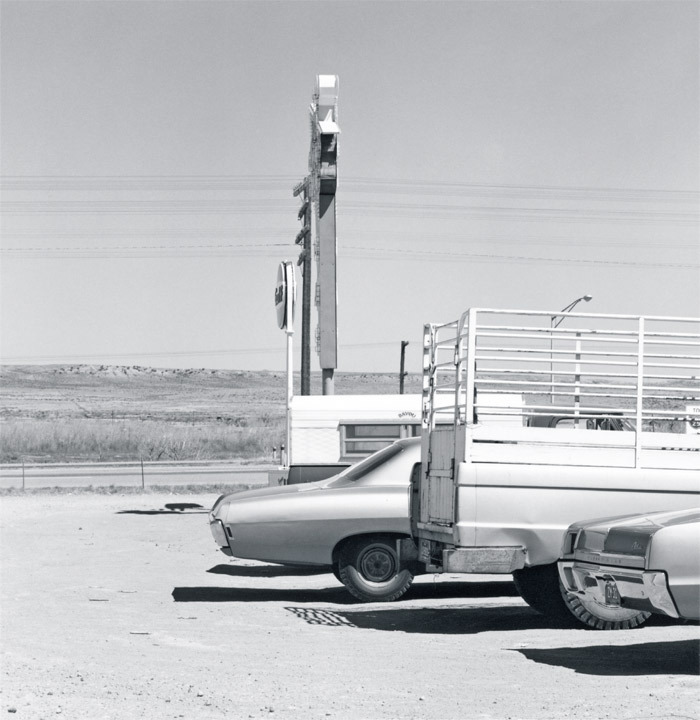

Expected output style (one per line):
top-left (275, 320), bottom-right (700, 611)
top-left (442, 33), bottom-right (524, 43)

top-left (550, 295), bottom-right (593, 402)
top-left (552, 294), bottom-right (593, 329)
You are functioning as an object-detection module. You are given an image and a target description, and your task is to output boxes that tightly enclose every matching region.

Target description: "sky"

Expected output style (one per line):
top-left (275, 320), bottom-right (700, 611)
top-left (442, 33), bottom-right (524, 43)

top-left (1, 0), bottom-right (698, 377)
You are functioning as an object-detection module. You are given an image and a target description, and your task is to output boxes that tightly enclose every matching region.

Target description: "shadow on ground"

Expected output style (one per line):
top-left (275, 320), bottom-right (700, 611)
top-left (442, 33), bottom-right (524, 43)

top-left (172, 585), bottom-right (355, 604)
top-left (285, 604), bottom-right (566, 633)
top-left (118, 503), bottom-right (207, 515)
top-left (516, 639), bottom-right (700, 676)
top-left (282, 605), bottom-right (693, 646)
top-left (174, 579), bottom-right (521, 605)
top-left (172, 582), bottom-right (693, 641)
top-left (208, 563), bottom-right (331, 577)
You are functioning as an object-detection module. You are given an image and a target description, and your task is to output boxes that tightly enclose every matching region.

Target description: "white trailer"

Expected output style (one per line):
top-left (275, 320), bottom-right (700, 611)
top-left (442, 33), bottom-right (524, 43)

top-left (288, 391), bottom-right (524, 465)
top-left (289, 394), bottom-right (423, 465)
top-left (415, 308), bottom-right (700, 628)
top-left (267, 394), bottom-right (424, 485)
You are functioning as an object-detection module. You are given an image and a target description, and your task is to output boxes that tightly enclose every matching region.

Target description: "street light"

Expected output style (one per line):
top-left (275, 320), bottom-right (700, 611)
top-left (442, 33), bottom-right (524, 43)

top-left (550, 295), bottom-right (593, 403)
top-left (552, 294), bottom-right (593, 328)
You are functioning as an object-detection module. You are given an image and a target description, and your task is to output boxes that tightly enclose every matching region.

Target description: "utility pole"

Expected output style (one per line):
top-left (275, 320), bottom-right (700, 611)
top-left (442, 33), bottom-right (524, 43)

top-left (399, 341), bottom-right (409, 394)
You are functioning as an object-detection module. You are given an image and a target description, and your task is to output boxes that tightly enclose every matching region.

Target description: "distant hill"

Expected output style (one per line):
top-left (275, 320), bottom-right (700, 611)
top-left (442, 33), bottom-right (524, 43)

top-left (0, 365), bottom-right (423, 463)
top-left (0, 364), bottom-right (423, 420)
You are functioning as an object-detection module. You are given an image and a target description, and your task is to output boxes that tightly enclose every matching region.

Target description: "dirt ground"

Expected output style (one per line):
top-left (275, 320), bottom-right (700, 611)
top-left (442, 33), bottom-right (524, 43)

top-left (1, 492), bottom-right (698, 720)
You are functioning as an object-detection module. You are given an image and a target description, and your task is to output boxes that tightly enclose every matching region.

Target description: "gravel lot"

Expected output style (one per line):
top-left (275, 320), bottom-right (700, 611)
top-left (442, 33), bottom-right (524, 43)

top-left (1, 492), bottom-right (698, 720)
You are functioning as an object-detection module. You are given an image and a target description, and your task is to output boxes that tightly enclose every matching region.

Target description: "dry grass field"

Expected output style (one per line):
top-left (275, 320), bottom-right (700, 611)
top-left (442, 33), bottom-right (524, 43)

top-left (1, 364), bottom-right (687, 465)
top-left (0, 365), bottom-right (422, 464)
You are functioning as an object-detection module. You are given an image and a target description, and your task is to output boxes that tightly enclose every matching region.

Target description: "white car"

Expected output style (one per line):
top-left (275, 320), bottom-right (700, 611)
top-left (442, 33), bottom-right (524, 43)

top-left (210, 438), bottom-right (422, 602)
top-left (559, 508), bottom-right (700, 627)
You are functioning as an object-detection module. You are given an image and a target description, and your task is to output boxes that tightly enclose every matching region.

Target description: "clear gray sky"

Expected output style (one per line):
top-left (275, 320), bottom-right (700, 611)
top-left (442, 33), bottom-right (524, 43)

top-left (1, 0), bottom-right (698, 374)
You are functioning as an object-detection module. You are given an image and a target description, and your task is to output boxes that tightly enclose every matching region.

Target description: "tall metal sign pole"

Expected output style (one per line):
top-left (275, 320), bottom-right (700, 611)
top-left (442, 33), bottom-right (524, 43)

top-left (295, 75), bottom-right (340, 396)
top-left (293, 178), bottom-right (312, 395)
top-left (314, 76), bottom-right (340, 396)
top-left (275, 261), bottom-right (296, 465)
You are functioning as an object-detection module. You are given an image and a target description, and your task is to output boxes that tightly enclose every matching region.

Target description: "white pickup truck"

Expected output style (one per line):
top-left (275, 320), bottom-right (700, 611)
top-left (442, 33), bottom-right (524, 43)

top-left (412, 308), bottom-right (700, 629)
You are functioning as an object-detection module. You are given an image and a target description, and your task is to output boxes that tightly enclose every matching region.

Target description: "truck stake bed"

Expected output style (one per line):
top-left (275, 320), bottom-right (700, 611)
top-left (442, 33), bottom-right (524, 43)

top-left (414, 309), bottom-right (700, 576)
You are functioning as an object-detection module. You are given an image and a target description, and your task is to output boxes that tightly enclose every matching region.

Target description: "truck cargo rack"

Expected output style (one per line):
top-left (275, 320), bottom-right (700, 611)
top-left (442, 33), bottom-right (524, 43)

top-left (422, 309), bottom-right (700, 472)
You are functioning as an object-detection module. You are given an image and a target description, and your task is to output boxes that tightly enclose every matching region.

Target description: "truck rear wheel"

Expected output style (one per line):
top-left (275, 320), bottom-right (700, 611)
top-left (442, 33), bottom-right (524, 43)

top-left (513, 562), bottom-right (650, 630)
top-left (338, 536), bottom-right (414, 602)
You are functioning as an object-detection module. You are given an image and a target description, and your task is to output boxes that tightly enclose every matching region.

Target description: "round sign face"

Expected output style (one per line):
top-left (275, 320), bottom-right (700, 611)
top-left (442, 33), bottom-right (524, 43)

top-left (275, 262), bottom-right (295, 330)
top-left (275, 263), bottom-right (287, 329)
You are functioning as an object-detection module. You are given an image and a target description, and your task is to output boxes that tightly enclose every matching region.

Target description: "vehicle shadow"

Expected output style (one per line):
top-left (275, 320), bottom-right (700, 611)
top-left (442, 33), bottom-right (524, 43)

top-left (176, 579), bottom-right (520, 603)
top-left (172, 586), bottom-right (356, 604)
top-left (285, 604), bottom-right (561, 634)
top-left (515, 639), bottom-right (700, 676)
top-left (285, 604), bottom-right (698, 640)
top-left (207, 564), bottom-right (331, 577)
top-left (118, 503), bottom-right (207, 515)
top-left (407, 581), bottom-right (521, 601)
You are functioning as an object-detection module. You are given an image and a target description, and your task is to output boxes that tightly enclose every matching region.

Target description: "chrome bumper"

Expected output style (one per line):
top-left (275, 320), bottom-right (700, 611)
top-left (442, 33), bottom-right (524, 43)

top-left (210, 519), bottom-right (229, 547)
top-left (558, 561), bottom-right (679, 619)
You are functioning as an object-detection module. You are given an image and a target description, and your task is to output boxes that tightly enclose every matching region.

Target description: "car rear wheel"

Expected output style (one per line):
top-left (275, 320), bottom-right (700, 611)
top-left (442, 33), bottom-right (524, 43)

top-left (513, 562), bottom-right (650, 630)
top-left (338, 537), bottom-right (414, 602)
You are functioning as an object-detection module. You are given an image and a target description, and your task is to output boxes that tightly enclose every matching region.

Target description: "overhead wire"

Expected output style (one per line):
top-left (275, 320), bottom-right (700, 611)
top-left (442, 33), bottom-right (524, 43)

top-left (2, 173), bottom-right (697, 201)
top-left (1, 228), bottom-right (697, 250)
top-left (2, 174), bottom-right (697, 264)
top-left (2, 200), bottom-right (696, 225)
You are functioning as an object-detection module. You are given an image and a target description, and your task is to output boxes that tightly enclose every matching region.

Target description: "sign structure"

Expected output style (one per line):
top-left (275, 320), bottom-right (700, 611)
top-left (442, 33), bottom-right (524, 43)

top-left (275, 261), bottom-right (296, 331)
top-left (292, 75), bottom-right (340, 396)
top-left (313, 76), bottom-right (340, 390)
top-left (687, 405), bottom-right (700, 434)
top-left (275, 261), bottom-right (297, 465)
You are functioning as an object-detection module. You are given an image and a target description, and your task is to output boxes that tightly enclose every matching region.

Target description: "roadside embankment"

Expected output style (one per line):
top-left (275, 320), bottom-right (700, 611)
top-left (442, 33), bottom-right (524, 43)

top-left (0, 460), bottom-right (276, 491)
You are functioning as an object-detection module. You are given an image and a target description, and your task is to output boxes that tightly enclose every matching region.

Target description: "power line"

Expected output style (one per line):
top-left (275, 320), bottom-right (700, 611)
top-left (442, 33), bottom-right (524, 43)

top-left (2, 174), bottom-right (697, 201)
top-left (342, 246), bottom-right (699, 269)
top-left (2, 243), bottom-right (697, 268)
top-left (1, 242), bottom-right (288, 252)
top-left (2, 229), bottom-right (697, 250)
top-left (3, 199), bottom-right (696, 224)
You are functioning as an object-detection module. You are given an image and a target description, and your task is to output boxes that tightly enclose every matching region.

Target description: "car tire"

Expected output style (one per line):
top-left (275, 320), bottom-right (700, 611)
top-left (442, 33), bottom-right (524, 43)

top-left (561, 586), bottom-right (651, 630)
top-left (513, 562), bottom-right (651, 630)
top-left (338, 536), bottom-right (414, 603)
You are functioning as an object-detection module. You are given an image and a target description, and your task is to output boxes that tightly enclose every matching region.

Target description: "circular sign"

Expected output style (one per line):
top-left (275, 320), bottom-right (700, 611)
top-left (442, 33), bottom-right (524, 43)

top-left (275, 261), bottom-right (295, 330)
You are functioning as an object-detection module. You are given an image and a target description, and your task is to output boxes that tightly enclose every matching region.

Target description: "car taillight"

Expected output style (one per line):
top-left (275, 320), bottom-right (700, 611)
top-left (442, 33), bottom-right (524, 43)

top-left (563, 530), bottom-right (579, 556)
top-left (604, 527), bottom-right (652, 557)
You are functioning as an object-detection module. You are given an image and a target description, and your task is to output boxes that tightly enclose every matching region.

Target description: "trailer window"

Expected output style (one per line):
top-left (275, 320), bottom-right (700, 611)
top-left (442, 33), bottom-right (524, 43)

top-left (340, 423), bottom-right (420, 459)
